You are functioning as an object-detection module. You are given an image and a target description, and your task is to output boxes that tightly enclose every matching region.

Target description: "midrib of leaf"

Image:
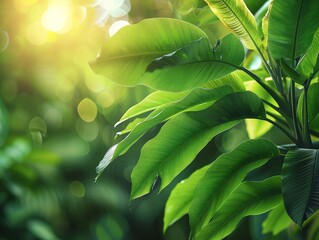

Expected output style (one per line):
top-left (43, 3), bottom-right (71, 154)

top-left (148, 59), bottom-right (239, 71)
top-left (99, 51), bottom-right (171, 62)
top-left (131, 120), bottom-right (239, 198)
top-left (292, 0), bottom-right (305, 64)
top-left (213, 0), bottom-right (260, 50)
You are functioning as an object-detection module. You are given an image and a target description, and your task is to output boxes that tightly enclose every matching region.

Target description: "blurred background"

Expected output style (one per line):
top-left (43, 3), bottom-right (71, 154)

top-left (0, 0), bottom-right (286, 239)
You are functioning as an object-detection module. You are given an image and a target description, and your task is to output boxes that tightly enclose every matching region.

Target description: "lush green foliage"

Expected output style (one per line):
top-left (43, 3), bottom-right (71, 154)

top-left (92, 0), bottom-right (319, 239)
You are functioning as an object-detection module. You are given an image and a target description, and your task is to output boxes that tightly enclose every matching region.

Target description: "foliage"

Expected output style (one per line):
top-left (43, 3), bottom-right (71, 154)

top-left (92, 0), bottom-right (319, 239)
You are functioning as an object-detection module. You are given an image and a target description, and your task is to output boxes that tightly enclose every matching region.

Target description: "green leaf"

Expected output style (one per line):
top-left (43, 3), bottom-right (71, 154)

top-left (96, 86), bottom-right (233, 180)
top-left (117, 91), bottom-right (188, 125)
top-left (130, 91), bottom-right (266, 199)
top-left (260, 1), bottom-right (272, 55)
top-left (118, 72), bottom-right (245, 135)
top-left (297, 27), bottom-right (319, 78)
top-left (189, 139), bottom-right (279, 236)
top-left (268, 0), bottom-right (319, 63)
top-left (195, 176), bottom-right (282, 240)
top-left (116, 117), bottom-right (146, 136)
top-left (203, 72), bottom-right (245, 92)
top-left (144, 34), bottom-right (245, 91)
top-left (282, 148), bottom-right (319, 227)
top-left (164, 164), bottom-right (211, 232)
top-left (280, 59), bottom-right (303, 84)
top-left (205, 0), bottom-right (262, 50)
top-left (297, 83), bottom-right (319, 133)
top-left (90, 18), bottom-right (208, 86)
top-left (262, 202), bottom-right (292, 236)
top-left (254, 0), bottom-right (271, 37)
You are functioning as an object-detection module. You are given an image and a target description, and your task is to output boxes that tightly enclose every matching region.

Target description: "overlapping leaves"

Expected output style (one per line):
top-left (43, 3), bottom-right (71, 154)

top-left (205, 0), bottom-right (261, 50)
top-left (144, 34), bottom-right (245, 91)
top-left (90, 18), bottom-right (208, 87)
top-left (164, 139), bottom-right (280, 238)
top-left (130, 91), bottom-right (266, 198)
top-left (282, 148), bottom-right (319, 227)
top-left (91, 18), bottom-right (245, 92)
top-left (268, 0), bottom-right (319, 63)
top-left (195, 176), bottom-right (282, 240)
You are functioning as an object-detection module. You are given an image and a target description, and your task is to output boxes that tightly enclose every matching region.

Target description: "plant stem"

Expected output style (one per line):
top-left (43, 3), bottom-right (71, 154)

top-left (302, 80), bottom-right (313, 148)
top-left (263, 100), bottom-right (284, 115)
top-left (266, 111), bottom-right (290, 128)
top-left (289, 81), bottom-right (302, 146)
top-left (237, 66), bottom-right (286, 109)
top-left (265, 118), bottom-right (297, 144)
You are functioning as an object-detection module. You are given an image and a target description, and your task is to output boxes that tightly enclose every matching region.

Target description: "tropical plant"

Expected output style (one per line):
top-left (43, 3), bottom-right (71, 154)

top-left (91, 0), bottom-right (319, 239)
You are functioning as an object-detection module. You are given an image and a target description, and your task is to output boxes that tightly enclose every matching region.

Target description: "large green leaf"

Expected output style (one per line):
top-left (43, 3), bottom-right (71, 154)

top-left (90, 18), bottom-right (208, 86)
top-left (282, 148), bottom-right (319, 226)
top-left (189, 139), bottom-right (279, 236)
top-left (195, 176), bottom-right (282, 240)
top-left (297, 83), bottom-right (319, 133)
top-left (143, 34), bottom-right (245, 91)
top-left (268, 0), bottom-right (319, 63)
top-left (118, 72), bottom-right (245, 135)
top-left (262, 202), bottom-right (292, 236)
top-left (203, 72), bottom-right (245, 91)
top-left (254, 0), bottom-right (271, 35)
top-left (117, 91), bottom-right (188, 125)
top-left (130, 91), bottom-right (266, 198)
top-left (205, 0), bottom-right (262, 50)
top-left (96, 86), bottom-right (233, 180)
top-left (297, 27), bottom-right (319, 79)
top-left (164, 164), bottom-right (211, 232)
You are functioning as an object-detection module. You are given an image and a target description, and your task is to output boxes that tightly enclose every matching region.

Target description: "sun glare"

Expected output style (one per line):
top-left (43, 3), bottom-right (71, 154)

top-left (109, 20), bottom-right (130, 37)
top-left (41, 3), bottom-right (72, 33)
top-left (26, 22), bottom-right (48, 46)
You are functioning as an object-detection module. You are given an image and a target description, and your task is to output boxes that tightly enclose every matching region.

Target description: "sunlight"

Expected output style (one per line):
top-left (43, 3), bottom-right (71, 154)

top-left (26, 22), bottom-right (48, 45)
top-left (77, 98), bottom-right (98, 123)
top-left (100, 0), bottom-right (125, 10)
top-left (41, 2), bottom-right (72, 33)
top-left (108, 20), bottom-right (129, 37)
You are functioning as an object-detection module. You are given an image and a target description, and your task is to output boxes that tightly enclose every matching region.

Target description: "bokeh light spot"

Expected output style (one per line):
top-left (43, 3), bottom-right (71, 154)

top-left (29, 116), bottom-right (47, 136)
top-left (73, 6), bottom-right (87, 25)
top-left (77, 98), bottom-right (98, 122)
top-left (109, 20), bottom-right (129, 37)
top-left (100, 0), bottom-right (125, 10)
top-left (96, 91), bottom-right (114, 109)
top-left (0, 31), bottom-right (9, 53)
top-left (14, 0), bottom-right (39, 13)
top-left (29, 116), bottom-right (47, 146)
top-left (76, 120), bottom-right (99, 142)
top-left (84, 74), bottom-right (106, 93)
top-left (69, 181), bottom-right (86, 198)
top-left (41, 2), bottom-right (72, 33)
top-left (26, 22), bottom-right (48, 46)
